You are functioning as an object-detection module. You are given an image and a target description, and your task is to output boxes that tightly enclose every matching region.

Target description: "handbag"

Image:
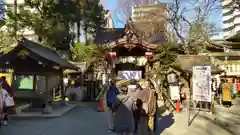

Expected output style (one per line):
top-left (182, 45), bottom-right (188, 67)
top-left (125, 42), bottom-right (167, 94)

top-left (4, 95), bottom-right (15, 107)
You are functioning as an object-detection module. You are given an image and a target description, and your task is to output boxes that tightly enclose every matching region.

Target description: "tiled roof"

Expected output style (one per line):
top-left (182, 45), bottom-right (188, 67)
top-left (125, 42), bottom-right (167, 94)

top-left (0, 38), bottom-right (78, 70)
top-left (94, 28), bottom-right (125, 44)
top-left (94, 25), bottom-right (166, 50)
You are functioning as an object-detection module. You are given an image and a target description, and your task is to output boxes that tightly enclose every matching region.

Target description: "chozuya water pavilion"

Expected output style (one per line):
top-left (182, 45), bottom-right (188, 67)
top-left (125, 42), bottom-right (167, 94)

top-left (0, 38), bottom-right (78, 109)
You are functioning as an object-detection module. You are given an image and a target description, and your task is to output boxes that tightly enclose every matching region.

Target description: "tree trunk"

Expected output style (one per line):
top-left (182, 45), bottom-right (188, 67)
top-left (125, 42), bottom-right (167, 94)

top-left (14, 0), bottom-right (17, 38)
top-left (150, 78), bottom-right (176, 110)
top-left (77, 22), bottom-right (81, 42)
top-left (84, 24), bottom-right (88, 45)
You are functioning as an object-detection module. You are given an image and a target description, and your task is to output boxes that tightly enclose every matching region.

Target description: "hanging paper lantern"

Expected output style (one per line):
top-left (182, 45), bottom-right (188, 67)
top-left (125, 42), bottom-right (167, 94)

top-left (145, 52), bottom-right (153, 57)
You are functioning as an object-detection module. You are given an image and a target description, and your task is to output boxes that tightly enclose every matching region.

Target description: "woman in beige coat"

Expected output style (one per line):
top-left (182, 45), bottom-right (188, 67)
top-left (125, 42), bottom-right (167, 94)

top-left (0, 80), bottom-right (9, 125)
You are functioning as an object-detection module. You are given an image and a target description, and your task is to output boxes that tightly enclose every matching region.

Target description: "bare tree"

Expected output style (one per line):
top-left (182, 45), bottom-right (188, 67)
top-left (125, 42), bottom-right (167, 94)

top-left (229, 0), bottom-right (240, 10)
top-left (113, 0), bottom-right (220, 54)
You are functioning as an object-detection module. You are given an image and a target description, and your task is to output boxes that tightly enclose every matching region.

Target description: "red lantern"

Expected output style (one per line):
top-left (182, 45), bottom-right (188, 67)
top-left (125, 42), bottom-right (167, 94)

top-left (109, 52), bottom-right (117, 57)
top-left (180, 92), bottom-right (186, 100)
top-left (145, 52), bottom-right (153, 57)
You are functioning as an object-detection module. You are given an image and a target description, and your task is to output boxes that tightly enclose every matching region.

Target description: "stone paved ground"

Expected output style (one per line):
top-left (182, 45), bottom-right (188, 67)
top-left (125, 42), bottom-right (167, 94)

top-left (160, 111), bottom-right (234, 135)
top-left (0, 103), bottom-right (236, 135)
top-left (211, 99), bottom-right (240, 135)
top-left (0, 103), bottom-right (113, 135)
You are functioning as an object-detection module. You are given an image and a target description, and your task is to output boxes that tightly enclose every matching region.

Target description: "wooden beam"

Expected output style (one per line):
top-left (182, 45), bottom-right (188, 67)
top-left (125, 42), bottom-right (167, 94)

top-left (214, 60), bottom-right (240, 65)
top-left (209, 52), bottom-right (240, 56)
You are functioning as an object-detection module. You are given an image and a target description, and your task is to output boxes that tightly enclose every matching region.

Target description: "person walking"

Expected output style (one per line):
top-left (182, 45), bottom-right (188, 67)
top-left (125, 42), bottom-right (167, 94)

top-left (1, 76), bottom-right (15, 114)
top-left (1, 76), bottom-right (14, 98)
top-left (0, 79), bottom-right (10, 126)
top-left (221, 79), bottom-right (232, 107)
top-left (112, 85), bottom-right (134, 135)
top-left (106, 81), bottom-right (118, 132)
top-left (137, 81), bottom-right (157, 135)
top-left (128, 83), bottom-right (141, 134)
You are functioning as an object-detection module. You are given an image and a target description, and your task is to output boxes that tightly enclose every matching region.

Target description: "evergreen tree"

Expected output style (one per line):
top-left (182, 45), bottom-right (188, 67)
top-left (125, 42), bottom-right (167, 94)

top-left (6, 0), bottom-right (107, 49)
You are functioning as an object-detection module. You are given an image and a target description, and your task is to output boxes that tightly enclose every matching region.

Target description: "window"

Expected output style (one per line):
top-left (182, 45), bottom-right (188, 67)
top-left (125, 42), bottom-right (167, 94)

top-left (12, 75), bottom-right (34, 91)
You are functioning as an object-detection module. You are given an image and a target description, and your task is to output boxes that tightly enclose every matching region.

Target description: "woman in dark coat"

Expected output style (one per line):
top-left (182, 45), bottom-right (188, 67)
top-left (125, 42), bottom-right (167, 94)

top-left (113, 85), bottom-right (134, 135)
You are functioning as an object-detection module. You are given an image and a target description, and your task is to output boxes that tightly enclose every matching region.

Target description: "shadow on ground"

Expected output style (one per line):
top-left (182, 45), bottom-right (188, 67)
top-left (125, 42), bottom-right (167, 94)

top-left (200, 114), bottom-right (238, 135)
top-left (155, 113), bottom-right (175, 134)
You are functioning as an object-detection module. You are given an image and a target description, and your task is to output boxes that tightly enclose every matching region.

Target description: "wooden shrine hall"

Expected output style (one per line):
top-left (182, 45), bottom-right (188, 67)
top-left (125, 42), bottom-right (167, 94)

top-left (0, 38), bottom-right (78, 108)
top-left (94, 25), bottom-right (166, 80)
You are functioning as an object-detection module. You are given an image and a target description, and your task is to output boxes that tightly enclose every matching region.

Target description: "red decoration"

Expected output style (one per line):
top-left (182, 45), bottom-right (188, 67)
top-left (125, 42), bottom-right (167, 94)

top-left (109, 52), bottom-right (117, 57)
top-left (180, 92), bottom-right (186, 100)
top-left (237, 81), bottom-right (240, 92)
top-left (145, 52), bottom-right (153, 57)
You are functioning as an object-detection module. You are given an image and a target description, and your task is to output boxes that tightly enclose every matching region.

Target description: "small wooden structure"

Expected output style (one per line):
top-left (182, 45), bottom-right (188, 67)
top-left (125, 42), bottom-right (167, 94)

top-left (205, 39), bottom-right (240, 77)
top-left (172, 55), bottom-right (224, 126)
top-left (95, 25), bottom-right (166, 80)
top-left (173, 55), bottom-right (224, 75)
top-left (0, 38), bottom-right (78, 108)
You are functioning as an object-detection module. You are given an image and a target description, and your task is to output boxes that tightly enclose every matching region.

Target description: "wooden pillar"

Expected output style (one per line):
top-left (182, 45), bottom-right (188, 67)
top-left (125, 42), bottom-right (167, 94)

top-left (60, 69), bottom-right (64, 98)
top-left (145, 63), bottom-right (150, 80)
top-left (45, 75), bottom-right (49, 101)
top-left (60, 69), bottom-right (67, 106)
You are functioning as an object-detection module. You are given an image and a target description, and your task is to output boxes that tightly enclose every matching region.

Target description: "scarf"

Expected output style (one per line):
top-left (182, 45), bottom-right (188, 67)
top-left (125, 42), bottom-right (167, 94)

top-left (137, 88), bottom-right (150, 102)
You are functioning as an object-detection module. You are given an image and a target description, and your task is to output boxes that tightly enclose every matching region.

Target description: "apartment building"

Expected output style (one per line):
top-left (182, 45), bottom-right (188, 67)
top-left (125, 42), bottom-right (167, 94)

top-left (105, 12), bottom-right (114, 28)
top-left (221, 0), bottom-right (240, 39)
top-left (132, 0), bottom-right (156, 5)
top-left (129, 3), bottom-right (167, 44)
top-left (131, 3), bottom-right (167, 23)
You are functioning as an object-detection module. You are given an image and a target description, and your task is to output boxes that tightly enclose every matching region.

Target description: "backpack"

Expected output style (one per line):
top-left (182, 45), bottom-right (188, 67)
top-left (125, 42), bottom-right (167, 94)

top-left (142, 89), bottom-right (157, 116)
top-left (106, 86), bottom-right (117, 106)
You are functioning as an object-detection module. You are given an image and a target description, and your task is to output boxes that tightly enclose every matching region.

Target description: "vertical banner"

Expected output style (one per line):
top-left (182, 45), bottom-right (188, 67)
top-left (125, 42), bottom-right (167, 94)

top-left (169, 86), bottom-right (180, 100)
top-left (192, 66), bottom-right (211, 102)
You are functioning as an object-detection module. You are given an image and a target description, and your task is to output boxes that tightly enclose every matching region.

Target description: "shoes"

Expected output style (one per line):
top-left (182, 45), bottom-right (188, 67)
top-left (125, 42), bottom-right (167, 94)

top-left (3, 121), bottom-right (8, 125)
top-left (108, 125), bottom-right (115, 133)
top-left (108, 129), bottom-right (113, 133)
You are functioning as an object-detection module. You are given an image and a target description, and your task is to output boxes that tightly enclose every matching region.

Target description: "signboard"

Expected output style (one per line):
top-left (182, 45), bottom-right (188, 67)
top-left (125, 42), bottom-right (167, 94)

top-left (128, 85), bottom-right (136, 89)
top-left (192, 66), bottom-right (211, 102)
top-left (169, 86), bottom-right (180, 100)
top-left (118, 70), bottom-right (142, 80)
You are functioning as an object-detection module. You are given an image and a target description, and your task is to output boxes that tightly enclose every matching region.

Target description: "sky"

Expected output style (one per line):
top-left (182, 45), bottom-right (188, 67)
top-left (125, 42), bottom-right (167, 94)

top-left (100, 0), bottom-right (224, 37)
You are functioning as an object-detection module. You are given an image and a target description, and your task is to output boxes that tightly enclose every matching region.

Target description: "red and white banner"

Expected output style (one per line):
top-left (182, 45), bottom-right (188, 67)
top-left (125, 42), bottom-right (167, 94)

top-left (145, 52), bottom-right (153, 57)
